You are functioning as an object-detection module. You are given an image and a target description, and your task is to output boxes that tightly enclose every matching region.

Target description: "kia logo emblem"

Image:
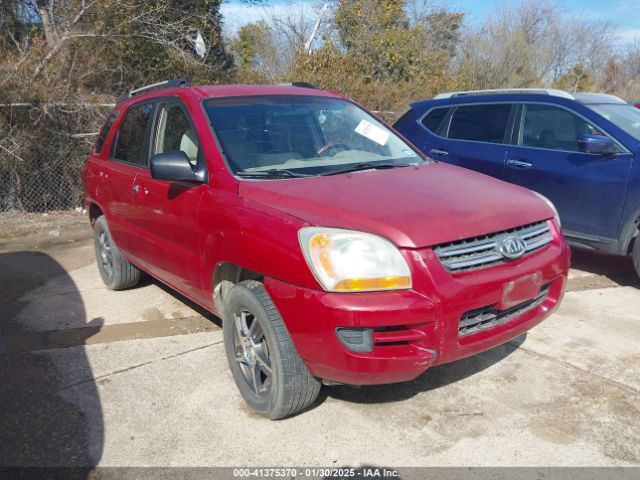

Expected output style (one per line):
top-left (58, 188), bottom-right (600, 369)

top-left (499, 235), bottom-right (527, 260)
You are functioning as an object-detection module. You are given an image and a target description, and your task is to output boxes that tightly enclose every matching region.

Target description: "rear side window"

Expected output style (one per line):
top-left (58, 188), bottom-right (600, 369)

top-left (421, 107), bottom-right (449, 134)
top-left (95, 111), bottom-right (118, 154)
top-left (113, 102), bottom-right (154, 166)
top-left (393, 109), bottom-right (414, 130)
top-left (448, 104), bottom-right (511, 143)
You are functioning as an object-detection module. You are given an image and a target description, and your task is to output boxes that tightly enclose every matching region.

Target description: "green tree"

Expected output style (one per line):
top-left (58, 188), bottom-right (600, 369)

top-left (335, 0), bottom-right (407, 50)
top-left (553, 64), bottom-right (594, 93)
top-left (288, 0), bottom-right (461, 119)
top-left (229, 21), bottom-right (276, 82)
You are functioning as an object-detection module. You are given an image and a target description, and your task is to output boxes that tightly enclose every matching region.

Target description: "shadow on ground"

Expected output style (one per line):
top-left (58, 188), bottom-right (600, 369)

top-left (570, 248), bottom-right (640, 288)
top-left (322, 334), bottom-right (525, 405)
top-left (141, 258), bottom-right (526, 412)
top-left (0, 251), bottom-right (103, 476)
top-left (149, 275), bottom-right (222, 328)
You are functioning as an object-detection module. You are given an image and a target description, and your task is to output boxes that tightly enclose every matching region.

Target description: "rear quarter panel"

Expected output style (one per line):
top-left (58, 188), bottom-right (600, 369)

top-left (82, 106), bottom-right (123, 220)
top-left (393, 102), bottom-right (439, 154)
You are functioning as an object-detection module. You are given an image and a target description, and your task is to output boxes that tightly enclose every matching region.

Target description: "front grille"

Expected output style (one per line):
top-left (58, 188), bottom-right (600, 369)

top-left (458, 286), bottom-right (549, 337)
top-left (434, 221), bottom-right (553, 272)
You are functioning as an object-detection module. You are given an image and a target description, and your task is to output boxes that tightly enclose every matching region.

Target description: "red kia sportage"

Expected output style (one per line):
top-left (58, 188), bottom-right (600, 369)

top-left (83, 80), bottom-right (570, 419)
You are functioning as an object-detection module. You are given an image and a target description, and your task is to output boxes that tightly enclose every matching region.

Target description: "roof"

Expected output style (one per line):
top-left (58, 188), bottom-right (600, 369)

top-left (191, 84), bottom-right (341, 99)
top-left (421, 88), bottom-right (627, 107)
top-left (117, 80), bottom-right (341, 108)
top-left (434, 88), bottom-right (574, 100)
top-left (571, 93), bottom-right (627, 105)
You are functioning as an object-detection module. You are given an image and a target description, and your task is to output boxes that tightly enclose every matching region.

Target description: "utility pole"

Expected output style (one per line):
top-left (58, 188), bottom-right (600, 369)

top-left (304, 2), bottom-right (328, 54)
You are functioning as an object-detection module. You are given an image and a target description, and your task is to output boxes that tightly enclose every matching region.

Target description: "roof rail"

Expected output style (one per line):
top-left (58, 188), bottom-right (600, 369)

top-left (433, 88), bottom-right (574, 100)
top-left (277, 82), bottom-right (320, 89)
top-left (572, 92), bottom-right (626, 104)
top-left (117, 78), bottom-right (192, 103)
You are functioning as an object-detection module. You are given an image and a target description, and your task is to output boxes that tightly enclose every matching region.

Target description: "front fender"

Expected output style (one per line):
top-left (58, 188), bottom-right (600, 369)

top-left (618, 204), bottom-right (640, 254)
top-left (198, 189), bottom-right (321, 305)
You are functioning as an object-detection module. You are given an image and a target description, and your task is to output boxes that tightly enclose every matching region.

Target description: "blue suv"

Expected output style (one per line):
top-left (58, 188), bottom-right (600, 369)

top-left (394, 88), bottom-right (640, 276)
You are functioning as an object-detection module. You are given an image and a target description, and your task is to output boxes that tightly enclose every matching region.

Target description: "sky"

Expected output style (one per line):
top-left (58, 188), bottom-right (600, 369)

top-left (220, 0), bottom-right (640, 42)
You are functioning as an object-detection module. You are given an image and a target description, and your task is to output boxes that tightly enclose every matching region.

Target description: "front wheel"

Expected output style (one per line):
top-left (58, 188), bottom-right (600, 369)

top-left (223, 280), bottom-right (321, 419)
top-left (633, 236), bottom-right (640, 279)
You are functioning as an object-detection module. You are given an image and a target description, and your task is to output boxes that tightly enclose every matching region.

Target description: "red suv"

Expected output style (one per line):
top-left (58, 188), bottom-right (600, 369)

top-left (83, 80), bottom-right (570, 419)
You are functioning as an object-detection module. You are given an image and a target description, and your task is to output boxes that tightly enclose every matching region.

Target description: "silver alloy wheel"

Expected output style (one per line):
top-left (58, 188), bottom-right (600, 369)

top-left (98, 231), bottom-right (113, 278)
top-left (232, 310), bottom-right (272, 398)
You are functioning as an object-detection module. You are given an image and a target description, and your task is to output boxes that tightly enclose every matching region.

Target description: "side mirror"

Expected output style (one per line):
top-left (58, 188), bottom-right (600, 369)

top-left (150, 151), bottom-right (203, 182)
top-left (577, 134), bottom-right (619, 156)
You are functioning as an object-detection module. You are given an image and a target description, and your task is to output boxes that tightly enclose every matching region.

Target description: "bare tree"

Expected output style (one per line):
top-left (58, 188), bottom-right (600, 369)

top-left (228, 1), bottom-right (323, 81)
top-left (455, 0), bottom-right (618, 91)
top-left (268, 2), bottom-right (322, 72)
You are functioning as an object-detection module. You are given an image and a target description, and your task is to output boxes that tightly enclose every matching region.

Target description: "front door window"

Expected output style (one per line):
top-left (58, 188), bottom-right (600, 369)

top-left (518, 104), bottom-right (602, 152)
top-left (154, 102), bottom-right (200, 167)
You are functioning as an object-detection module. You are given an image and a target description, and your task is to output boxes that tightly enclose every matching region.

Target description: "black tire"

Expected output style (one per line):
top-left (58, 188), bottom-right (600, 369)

top-left (633, 236), bottom-right (640, 279)
top-left (223, 280), bottom-right (321, 419)
top-left (93, 215), bottom-right (140, 290)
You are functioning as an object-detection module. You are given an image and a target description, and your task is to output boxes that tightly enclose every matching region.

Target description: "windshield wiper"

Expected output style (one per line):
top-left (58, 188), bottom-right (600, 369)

top-left (322, 160), bottom-right (417, 176)
top-left (236, 169), bottom-right (312, 179)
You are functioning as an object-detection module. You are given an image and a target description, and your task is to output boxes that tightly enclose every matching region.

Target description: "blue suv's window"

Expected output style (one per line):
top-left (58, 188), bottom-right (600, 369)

top-left (448, 104), bottom-right (511, 144)
top-left (420, 107), bottom-right (449, 135)
top-left (519, 104), bottom-right (600, 152)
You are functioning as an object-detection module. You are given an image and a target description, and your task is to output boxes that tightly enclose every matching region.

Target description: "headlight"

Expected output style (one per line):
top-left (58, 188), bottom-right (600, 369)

top-left (531, 190), bottom-right (561, 226)
top-left (298, 227), bottom-right (412, 292)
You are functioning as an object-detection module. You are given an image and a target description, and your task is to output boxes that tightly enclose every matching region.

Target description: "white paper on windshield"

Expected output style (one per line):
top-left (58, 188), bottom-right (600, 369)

top-left (355, 119), bottom-right (390, 146)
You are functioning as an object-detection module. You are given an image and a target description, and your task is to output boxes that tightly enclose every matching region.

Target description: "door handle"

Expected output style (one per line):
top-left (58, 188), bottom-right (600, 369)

top-left (429, 148), bottom-right (449, 157)
top-left (133, 184), bottom-right (140, 193)
top-left (507, 159), bottom-right (533, 168)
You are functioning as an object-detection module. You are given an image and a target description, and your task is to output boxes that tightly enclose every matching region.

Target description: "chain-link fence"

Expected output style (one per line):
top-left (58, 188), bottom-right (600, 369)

top-left (0, 103), bottom-right (114, 213)
top-left (0, 102), bottom-right (401, 214)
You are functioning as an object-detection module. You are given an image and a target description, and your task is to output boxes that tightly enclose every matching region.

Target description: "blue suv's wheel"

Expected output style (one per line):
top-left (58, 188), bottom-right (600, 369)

top-left (633, 236), bottom-right (640, 279)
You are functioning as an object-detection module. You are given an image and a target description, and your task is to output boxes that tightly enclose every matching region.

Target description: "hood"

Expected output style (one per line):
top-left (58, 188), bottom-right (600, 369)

top-left (238, 162), bottom-right (554, 248)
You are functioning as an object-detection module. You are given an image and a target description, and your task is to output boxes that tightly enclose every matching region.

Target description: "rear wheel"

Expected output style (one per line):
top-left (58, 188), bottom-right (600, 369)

top-left (94, 215), bottom-right (140, 290)
top-left (223, 280), bottom-right (321, 419)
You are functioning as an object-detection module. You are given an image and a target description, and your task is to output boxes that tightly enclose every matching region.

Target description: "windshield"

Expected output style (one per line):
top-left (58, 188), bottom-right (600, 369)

top-left (588, 104), bottom-right (640, 142)
top-left (204, 95), bottom-right (424, 177)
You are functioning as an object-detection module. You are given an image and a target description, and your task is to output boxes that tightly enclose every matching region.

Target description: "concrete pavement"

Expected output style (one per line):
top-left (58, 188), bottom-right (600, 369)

top-left (1, 226), bottom-right (639, 467)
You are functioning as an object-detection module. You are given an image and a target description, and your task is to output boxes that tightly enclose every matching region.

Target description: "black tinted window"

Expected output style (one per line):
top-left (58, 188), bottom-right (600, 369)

top-left (519, 104), bottom-right (601, 152)
top-left (421, 107), bottom-right (449, 134)
top-left (95, 111), bottom-right (118, 153)
top-left (113, 103), bottom-right (154, 165)
top-left (448, 104), bottom-right (511, 143)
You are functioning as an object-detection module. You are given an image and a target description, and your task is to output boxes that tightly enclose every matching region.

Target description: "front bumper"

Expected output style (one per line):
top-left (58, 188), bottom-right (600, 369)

top-left (264, 224), bottom-right (570, 385)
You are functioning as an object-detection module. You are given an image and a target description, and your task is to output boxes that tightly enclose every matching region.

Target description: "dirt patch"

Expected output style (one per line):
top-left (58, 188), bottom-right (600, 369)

top-left (0, 210), bottom-right (91, 251)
